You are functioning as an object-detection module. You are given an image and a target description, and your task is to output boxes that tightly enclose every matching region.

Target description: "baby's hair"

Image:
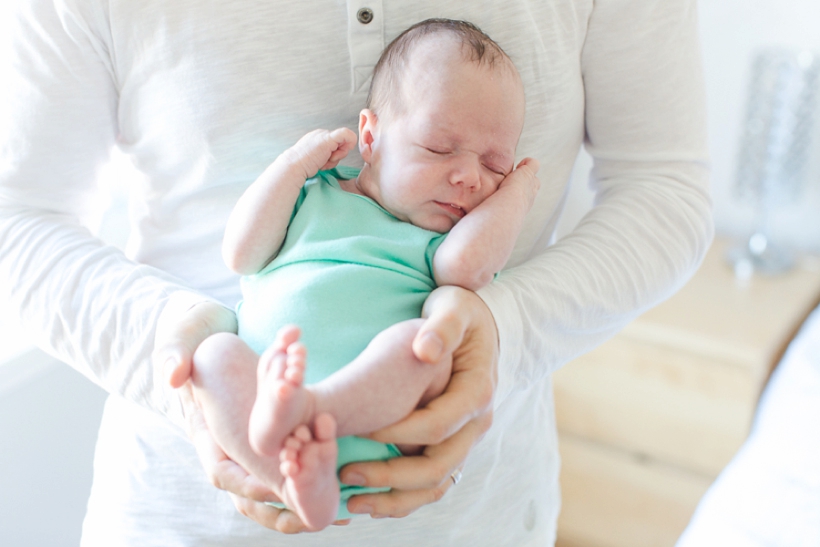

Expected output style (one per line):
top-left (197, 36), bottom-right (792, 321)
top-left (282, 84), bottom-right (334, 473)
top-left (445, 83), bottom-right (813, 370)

top-left (366, 18), bottom-right (514, 120)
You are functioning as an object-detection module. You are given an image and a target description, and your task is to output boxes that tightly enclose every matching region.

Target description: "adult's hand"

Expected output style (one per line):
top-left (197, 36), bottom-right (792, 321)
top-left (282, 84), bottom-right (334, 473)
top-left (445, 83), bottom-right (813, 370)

top-left (338, 285), bottom-right (498, 518)
top-left (154, 293), bottom-right (238, 390)
top-left (153, 292), bottom-right (349, 533)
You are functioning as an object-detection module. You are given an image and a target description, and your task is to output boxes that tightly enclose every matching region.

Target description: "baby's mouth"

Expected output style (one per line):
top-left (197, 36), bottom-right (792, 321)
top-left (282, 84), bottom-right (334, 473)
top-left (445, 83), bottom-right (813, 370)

top-left (435, 201), bottom-right (466, 218)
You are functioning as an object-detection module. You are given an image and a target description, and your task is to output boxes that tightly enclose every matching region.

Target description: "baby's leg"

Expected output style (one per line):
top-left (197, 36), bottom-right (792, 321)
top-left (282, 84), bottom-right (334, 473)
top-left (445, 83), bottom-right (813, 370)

top-left (310, 318), bottom-right (453, 440)
top-left (190, 331), bottom-right (292, 488)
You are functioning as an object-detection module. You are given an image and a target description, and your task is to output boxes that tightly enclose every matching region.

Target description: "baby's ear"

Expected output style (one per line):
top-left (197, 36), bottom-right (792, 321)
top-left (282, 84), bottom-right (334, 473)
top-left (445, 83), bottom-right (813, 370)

top-left (358, 109), bottom-right (378, 163)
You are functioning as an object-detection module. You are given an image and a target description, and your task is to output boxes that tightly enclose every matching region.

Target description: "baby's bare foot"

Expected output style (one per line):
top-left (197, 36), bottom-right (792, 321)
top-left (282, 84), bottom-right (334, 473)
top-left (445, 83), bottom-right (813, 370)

top-left (249, 326), bottom-right (315, 457)
top-left (279, 413), bottom-right (339, 531)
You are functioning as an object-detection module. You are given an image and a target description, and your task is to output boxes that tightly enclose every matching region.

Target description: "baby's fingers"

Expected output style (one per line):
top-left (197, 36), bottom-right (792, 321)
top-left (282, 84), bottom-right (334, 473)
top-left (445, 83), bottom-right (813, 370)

top-left (320, 128), bottom-right (358, 170)
top-left (500, 157), bottom-right (541, 205)
top-left (514, 156), bottom-right (540, 175)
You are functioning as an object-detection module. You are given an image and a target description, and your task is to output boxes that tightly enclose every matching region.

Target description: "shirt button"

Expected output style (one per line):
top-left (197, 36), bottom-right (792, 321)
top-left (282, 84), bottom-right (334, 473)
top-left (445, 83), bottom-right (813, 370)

top-left (357, 7), bottom-right (374, 24)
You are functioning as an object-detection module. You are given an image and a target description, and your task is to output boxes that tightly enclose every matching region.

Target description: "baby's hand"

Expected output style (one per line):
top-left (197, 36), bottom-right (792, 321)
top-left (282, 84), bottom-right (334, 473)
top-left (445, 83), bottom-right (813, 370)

top-left (499, 157), bottom-right (541, 210)
top-left (282, 128), bottom-right (358, 181)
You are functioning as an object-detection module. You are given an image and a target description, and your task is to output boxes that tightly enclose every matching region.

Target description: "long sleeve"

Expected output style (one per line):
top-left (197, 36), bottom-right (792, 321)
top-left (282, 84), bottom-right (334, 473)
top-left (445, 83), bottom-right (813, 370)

top-left (0, 0), bottom-right (209, 422)
top-left (480, 0), bottom-right (713, 405)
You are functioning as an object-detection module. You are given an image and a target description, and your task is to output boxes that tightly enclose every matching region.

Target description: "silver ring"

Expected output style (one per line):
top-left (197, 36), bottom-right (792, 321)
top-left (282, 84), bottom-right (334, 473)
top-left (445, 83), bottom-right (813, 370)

top-left (450, 469), bottom-right (463, 486)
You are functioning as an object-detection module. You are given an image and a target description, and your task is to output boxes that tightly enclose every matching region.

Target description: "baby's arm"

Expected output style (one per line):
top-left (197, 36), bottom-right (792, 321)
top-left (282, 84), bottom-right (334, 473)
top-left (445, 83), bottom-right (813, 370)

top-left (433, 158), bottom-right (540, 290)
top-left (223, 128), bottom-right (358, 274)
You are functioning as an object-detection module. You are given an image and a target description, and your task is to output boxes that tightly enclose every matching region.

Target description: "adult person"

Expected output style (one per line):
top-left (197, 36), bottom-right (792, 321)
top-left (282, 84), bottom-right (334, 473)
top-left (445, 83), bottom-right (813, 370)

top-left (0, 1), bottom-right (712, 546)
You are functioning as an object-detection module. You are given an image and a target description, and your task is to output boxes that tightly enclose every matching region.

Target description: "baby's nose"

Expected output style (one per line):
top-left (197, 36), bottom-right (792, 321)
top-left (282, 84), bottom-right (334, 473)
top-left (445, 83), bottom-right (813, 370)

top-left (450, 158), bottom-right (481, 191)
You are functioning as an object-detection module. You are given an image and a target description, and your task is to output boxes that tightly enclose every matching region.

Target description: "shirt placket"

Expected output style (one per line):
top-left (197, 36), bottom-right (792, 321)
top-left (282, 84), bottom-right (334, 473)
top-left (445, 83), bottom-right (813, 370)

top-left (347, 0), bottom-right (384, 96)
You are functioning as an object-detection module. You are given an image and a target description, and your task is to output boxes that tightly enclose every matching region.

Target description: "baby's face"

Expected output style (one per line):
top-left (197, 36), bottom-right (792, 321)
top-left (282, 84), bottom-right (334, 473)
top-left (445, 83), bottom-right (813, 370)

top-left (361, 48), bottom-right (525, 233)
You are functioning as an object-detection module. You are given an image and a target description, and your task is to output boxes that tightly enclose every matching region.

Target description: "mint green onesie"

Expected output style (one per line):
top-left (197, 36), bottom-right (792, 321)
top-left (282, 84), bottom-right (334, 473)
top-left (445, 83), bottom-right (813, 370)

top-left (237, 166), bottom-right (446, 519)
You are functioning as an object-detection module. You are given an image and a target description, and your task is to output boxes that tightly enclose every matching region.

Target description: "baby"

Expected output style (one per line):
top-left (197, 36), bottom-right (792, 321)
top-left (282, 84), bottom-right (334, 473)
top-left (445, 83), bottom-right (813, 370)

top-left (191, 18), bottom-right (539, 531)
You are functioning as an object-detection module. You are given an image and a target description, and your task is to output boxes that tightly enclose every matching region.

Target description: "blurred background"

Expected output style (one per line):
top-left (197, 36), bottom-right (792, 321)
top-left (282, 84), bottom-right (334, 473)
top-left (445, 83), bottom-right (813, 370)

top-left (558, 0), bottom-right (820, 253)
top-left (2, 1), bottom-right (820, 546)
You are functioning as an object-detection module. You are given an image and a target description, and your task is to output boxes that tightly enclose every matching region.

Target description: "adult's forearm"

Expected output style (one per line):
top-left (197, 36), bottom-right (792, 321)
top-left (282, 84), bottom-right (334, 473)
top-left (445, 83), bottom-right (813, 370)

top-left (480, 162), bottom-right (712, 407)
top-left (0, 205), bottom-right (207, 418)
top-left (479, 0), bottom-right (713, 407)
top-left (0, 0), bottom-right (203, 418)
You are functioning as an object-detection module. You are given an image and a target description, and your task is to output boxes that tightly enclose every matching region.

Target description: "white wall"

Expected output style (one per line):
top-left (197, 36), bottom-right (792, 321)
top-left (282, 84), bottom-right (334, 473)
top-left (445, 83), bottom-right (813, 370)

top-left (558, 1), bottom-right (820, 254)
top-left (700, 0), bottom-right (820, 253)
top-left (0, 152), bottom-right (129, 545)
top-left (0, 351), bottom-right (107, 547)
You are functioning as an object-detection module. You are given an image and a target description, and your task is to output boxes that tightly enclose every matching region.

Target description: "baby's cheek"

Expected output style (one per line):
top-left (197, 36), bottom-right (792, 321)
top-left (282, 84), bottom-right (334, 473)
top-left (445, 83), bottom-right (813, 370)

top-left (484, 175), bottom-right (503, 195)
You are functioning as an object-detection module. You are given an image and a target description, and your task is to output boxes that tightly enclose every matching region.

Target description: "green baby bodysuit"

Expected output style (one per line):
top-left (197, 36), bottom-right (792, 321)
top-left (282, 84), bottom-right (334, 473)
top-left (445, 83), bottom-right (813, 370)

top-left (237, 166), bottom-right (446, 518)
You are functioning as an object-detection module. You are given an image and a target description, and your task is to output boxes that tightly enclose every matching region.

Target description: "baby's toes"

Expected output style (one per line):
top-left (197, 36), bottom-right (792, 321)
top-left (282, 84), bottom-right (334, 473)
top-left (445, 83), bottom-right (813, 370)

top-left (279, 457), bottom-right (300, 477)
top-left (275, 325), bottom-right (302, 347)
top-left (293, 424), bottom-right (312, 443)
top-left (298, 441), bottom-right (322, 472)
top-left (258, 348), bottom-right (286, 382)
top-left (284, 344), bottom-right (307, 383)
top-left (287, 341), bottom-right (307, 361)
top-left (279, 439), bottom-right (302, 477)
top-left (275, 378), bottom-right (296, 400)
top-left (283, 365), bottom-right (304, 385)
top-left (313, 413), bottom-right (337, 442)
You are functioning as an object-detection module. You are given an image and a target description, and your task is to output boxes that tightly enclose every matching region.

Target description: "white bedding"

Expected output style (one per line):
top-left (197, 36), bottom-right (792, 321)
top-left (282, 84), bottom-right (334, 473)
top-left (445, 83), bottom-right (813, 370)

top-left (677, 304), bottom-right (820, 546)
